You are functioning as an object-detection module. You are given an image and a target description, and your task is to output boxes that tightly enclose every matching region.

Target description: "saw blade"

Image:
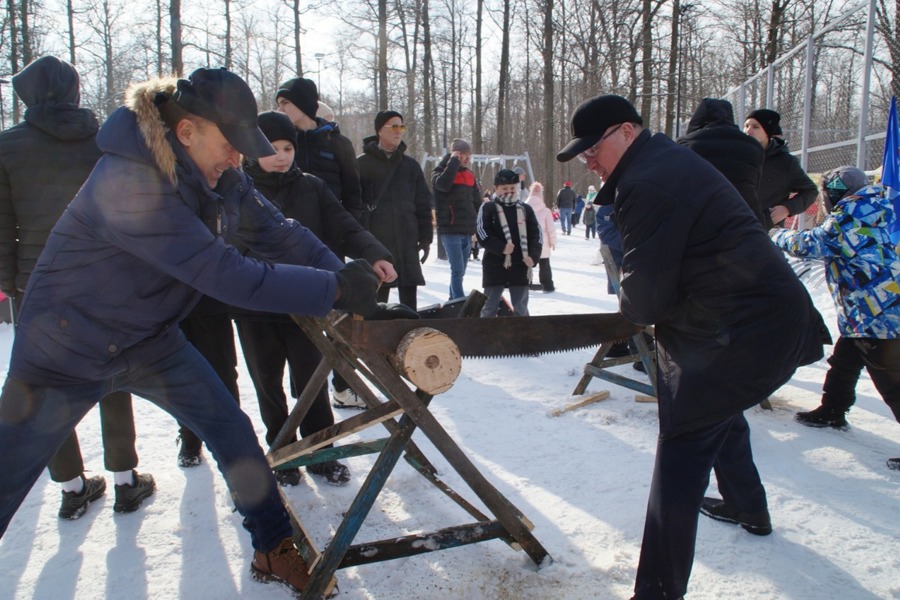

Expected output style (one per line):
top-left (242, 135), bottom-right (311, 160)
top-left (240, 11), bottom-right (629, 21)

top-left (333, 312), bottom-right (642, 358)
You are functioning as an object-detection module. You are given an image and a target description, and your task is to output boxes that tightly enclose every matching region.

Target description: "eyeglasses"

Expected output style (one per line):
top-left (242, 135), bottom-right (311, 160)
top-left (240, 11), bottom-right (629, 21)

top-left (577, 123), bottom-right (623, 163)
top-left (384, 124), bottom-right (407, 132)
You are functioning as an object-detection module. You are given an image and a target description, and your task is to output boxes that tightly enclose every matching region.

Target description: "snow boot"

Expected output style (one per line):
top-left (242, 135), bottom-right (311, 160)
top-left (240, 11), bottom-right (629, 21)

top-left (177, 431), bottom-right (203, 467)
top-left (274, 467), bottom-right (302, 487)
top-left (795, 405), bottom-right (849, 430)
top-left (700, 497), bottom-right (772, 536)
top-left (251, 537), bottom-right (312, 596)
top-left (113, 471), bottom-right (156, 513)
top-left (887, 458), bottom-right (900, 471)
top-left (58, 475), bottom-right (107, 519)
top-left (306, 460), bottom-right (351, 486)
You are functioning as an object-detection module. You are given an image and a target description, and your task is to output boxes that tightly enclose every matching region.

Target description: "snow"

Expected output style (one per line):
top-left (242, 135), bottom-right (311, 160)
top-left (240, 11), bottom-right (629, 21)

top-left (1, 229), bottom-right (899, 600)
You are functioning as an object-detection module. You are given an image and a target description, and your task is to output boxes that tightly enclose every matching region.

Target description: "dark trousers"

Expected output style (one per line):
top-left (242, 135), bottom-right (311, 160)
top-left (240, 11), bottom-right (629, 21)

top-left (634, 413), bottom-right (766, 600)
top-left (235, 319), bottom-right (336, 447)
top-left (822, 336), bottom-right (900, 420)
top-left (47, 390), bottom-right (138, 481)
top-left (0, 343), bottom-right (292, 550)
top-left (376, 284), bottom-right (418, 311)
top-left (178, 314), bottom-right (240, 450)
top-left (537, 257), bottom-right (554, 291)
top-left (584, 223), bottom-right (597, 238)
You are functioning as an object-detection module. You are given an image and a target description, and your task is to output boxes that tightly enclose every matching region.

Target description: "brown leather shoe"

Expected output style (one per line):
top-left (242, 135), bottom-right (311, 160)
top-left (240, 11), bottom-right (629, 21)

top-left (250, 538), bottom-right (311, 596)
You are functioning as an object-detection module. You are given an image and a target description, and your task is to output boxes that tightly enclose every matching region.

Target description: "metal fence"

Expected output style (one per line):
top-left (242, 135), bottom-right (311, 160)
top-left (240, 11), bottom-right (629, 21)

top-left (723, 0), bottom-right (892, 181)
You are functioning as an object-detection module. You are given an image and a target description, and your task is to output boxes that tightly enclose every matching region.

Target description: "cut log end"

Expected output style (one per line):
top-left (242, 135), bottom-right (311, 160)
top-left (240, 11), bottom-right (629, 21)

top-left (393, 327), bottom-right (462, 395)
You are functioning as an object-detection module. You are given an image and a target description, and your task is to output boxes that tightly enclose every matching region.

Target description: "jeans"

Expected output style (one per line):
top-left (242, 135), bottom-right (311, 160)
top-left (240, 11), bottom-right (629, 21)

top-left (480, 286), bottom-right (529, 317)
top-left (558, 208), bottom-right (573, 234)
top-left (0, 343), bottom-right (292, 551)
top-left (584, 223), bottom-right (597, 239)
top-left (441, 233), bottom-right (472, 300)
top-left (634, 413), bottom-right (766, 600)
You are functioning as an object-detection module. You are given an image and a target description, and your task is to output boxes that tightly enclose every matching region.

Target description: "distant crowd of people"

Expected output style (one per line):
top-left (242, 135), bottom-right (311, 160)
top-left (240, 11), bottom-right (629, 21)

top-left (0, 55), bottom-right (897, 600)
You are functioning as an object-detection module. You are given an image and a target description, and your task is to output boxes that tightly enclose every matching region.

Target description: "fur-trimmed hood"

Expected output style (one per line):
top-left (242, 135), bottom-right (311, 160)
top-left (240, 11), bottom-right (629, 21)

top-left (98, 76), bottom-right (180, 185)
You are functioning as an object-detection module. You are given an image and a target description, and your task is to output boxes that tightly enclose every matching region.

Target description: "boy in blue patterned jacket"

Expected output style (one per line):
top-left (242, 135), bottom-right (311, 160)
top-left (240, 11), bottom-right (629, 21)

top-left (770, 166), bottom-right (900, 470)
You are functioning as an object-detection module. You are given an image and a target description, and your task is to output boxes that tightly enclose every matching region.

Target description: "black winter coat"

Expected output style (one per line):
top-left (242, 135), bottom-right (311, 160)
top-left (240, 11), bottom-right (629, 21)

top-left (476, 199), bottom-right (542, 287)
top-left (237, 161), bottom-right (392, 321)
top-left (758, 137), bottom-right (817, 226)
top-left (294, 118), bottom-right (363, 221)
top-left (678, 98), bottom-right (766, 226)
top-left (358, 137), bottom-right (433, 287)
top-left (0, 100), bottom-right (101, 295)
top-left (608, 129), bottom-right (825, 437)
top-left (432, 154), bottom-right (482, 235)
top-left (556, 186), bottom-right (576, 209)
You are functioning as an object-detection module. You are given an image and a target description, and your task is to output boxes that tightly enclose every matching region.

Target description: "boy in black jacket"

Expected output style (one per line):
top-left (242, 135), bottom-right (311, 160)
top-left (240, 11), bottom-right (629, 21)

top-left (235, 111), bottom-right (396, 486)
top-left (476, 169), bottom-right (542, 317)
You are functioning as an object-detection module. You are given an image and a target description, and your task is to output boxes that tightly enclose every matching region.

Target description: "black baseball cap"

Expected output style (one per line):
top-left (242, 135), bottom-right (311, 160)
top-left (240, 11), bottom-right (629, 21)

top-left (557, 94), bottom-right (642, 162)
top-left (173, 67), bottom-right (274, 158)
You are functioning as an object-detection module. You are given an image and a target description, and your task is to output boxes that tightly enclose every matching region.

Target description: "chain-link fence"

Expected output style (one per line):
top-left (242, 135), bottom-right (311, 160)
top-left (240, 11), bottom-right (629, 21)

top-left (722, 0), bottom-right (894, 226)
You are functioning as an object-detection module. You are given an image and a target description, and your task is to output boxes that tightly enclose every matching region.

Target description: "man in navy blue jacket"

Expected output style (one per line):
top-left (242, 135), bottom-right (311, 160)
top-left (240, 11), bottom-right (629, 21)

top-left (558, 94), bottom-right (826, 600)
top-left (0, 67), bottom-right (379, 596)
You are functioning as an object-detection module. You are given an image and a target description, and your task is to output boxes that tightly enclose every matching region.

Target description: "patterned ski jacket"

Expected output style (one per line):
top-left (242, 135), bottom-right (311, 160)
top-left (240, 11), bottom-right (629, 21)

top-left (770, 184), bottom-right (900, 339)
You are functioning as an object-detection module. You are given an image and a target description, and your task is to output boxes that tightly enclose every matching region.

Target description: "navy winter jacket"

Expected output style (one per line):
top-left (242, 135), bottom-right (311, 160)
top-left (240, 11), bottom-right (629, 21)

top-left (10, 77), bottom-right (343, 385)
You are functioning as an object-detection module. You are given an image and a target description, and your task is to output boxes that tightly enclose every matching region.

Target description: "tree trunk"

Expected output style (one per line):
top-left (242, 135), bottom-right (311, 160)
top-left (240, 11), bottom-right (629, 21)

top-left (664, 0), bottom-right (680, 137)
top-left (293, 0), bottom-right (302, 75)
top-left (224, 0), bottom-right (232, 70)
top-left (640, 0), bottom-right (654, 123)
top-left (422, 0), bottom-right (434, 152)
top-left (378, 0), bottom-right (388, 109)
top-left (67, 0), bottom-right (77, 64)
top-left (171, 0), bottom-right (183, 76)
top-left (8, 0), bottom-right (21, 123)
top-left (474, 0), bottom-right (483, 151)
top-left (765, 0), bottom-right (788, 66)
top-left (542, 0), bottom-right (555, 198)
top-left (20, 0), bottom-right (32, 65)
top-left (497, 0), bottom-right (511, 153)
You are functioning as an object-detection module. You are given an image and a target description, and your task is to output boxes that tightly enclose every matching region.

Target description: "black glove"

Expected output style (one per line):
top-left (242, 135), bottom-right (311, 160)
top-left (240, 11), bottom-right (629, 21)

top-left (368, 302), bottom-right (421, 321)
top-left (333, 259), bottom-right (379, 318)
top-left (419, 243), bottom-right (430, 264)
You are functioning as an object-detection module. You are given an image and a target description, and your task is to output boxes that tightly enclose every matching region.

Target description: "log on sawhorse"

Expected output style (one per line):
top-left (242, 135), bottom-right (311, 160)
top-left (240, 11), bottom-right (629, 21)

top-left (270, 312), bottom-right (551, 599)
top-left (573, 244), bottom-right (659, 399)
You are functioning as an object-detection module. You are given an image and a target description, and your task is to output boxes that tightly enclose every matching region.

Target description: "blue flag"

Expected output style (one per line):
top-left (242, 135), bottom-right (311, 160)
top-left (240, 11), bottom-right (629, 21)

top-left (883, 96), bottom-right (900, 244)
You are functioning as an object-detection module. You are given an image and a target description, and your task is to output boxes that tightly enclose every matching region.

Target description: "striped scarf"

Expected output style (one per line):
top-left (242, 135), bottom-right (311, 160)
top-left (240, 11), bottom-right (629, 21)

top-left (494, 193), bottom-right (529, 273)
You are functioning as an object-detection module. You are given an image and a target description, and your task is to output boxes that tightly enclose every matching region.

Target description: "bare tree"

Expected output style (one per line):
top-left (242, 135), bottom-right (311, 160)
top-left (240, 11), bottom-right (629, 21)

top-left (171, 0), bottom-right (182, 75)
top-left (473, 0), bottom-right (483, 150)
top-left (496, 0), bottom-right (511, 152)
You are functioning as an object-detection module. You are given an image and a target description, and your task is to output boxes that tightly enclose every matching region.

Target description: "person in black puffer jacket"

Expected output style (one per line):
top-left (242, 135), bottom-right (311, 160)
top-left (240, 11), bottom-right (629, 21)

top-left (678, 98), bottom-right (766, 226)
top-left (275, 77), bottom-right (363, 223)
top-left (233, 111), bottom-right (396, 486)
top-left (0, 56), bottom-right (148, 521)
top-left (743, 108), bottom-right (817, 228)
top-left (357, 110), bottom-right (433, 310)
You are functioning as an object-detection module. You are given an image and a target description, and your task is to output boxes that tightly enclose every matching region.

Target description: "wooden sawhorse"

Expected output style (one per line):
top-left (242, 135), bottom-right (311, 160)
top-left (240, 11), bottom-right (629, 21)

top-left (267, 312), bottom-right (551, 598)
top-left (573, 245), bottom-right (658, 398)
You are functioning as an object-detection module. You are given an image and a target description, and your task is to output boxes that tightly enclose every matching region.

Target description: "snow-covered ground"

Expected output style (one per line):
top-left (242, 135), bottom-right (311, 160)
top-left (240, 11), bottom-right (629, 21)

top-left (1, 226), bottom-right (898, 600)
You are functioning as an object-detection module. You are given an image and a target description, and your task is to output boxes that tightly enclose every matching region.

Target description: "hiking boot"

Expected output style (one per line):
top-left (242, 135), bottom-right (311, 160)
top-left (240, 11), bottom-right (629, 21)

top-left (888, 458), bottom-right (900, 471)
top-left (58, 475), bottom-right (107, 519)
top-left (113, 471), bottom-right (156, 513)
top-left (700, 497), bottom-right (772, 536)
top-left (177, 433), bottom-right (203, 467)
top-left (250, 537), bottom-right (311, 595)
top-left (332, 388), bottom-right (366, 409)
top-left (795, 405), bottom-right (849, 430)
top-left (274, 467), bottom-right (302, 487)
top-left (306, 460), bottom-right (351, 486)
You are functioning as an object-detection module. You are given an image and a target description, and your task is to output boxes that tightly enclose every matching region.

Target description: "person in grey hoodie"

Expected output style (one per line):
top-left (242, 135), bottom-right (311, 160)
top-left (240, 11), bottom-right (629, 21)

top-left (0, 55), bottom-right (151, 520)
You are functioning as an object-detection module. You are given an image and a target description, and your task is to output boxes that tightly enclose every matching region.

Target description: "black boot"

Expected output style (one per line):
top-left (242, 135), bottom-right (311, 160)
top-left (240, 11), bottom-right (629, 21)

top-left (795, 405), bottom-right (849, 430)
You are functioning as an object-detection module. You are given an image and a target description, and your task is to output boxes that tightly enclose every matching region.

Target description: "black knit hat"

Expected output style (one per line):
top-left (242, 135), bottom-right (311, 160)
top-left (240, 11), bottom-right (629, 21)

top-left (257, 111), bottom-right (297, 148)
top-left (747, 108), bottom-right (782, 137)
top-left (494, 169), bottom-right (519, 186)
top-left (557, 94), bottom-right (643, 162)
top-left (375, 110), bottom-right (403, 132)
top-left (173, 67), bottom-right (274, 158)
top-left (276, 77), bottom-right (319, 120)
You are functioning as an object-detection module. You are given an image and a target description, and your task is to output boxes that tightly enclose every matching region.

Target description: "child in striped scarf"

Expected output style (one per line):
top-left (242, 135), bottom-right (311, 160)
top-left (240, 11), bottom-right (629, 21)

top-left (475, 169), bottom-right (543, 317)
